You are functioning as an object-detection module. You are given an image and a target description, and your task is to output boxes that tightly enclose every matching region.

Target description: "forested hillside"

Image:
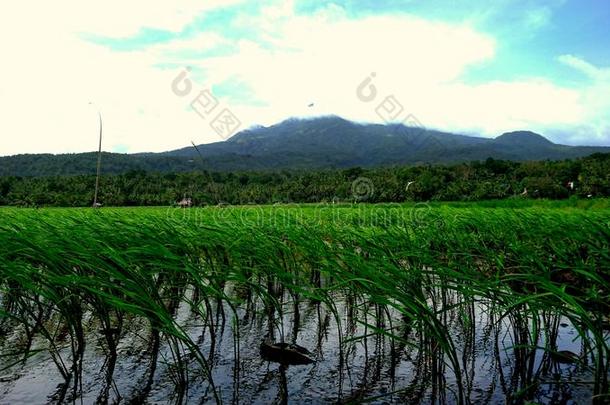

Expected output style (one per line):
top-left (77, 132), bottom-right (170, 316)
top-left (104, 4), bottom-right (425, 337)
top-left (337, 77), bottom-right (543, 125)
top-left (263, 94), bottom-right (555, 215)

top-left (2, 117), bottom-right (609, 176)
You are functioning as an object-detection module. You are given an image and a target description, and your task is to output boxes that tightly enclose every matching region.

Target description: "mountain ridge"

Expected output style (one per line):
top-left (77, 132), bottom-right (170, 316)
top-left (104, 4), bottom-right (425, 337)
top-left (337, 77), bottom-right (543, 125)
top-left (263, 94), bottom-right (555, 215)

top-left (1, 116), bottom-right (609, 176)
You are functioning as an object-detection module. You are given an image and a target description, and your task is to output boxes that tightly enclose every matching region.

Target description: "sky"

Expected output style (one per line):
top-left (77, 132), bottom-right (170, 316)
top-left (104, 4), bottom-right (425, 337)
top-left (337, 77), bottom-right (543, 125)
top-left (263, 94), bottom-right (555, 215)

top-left (0, 0), bottom-right (609, 156)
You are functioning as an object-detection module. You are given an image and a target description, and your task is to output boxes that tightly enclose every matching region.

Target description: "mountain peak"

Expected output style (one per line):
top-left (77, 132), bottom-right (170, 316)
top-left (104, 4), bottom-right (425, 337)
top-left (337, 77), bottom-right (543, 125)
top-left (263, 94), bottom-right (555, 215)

top-left (228, 115), bottom-right (355, 143)
top-left (495, 131), bottom-right (553, 146)
top-left (274, 115), bottom-right (357, 129)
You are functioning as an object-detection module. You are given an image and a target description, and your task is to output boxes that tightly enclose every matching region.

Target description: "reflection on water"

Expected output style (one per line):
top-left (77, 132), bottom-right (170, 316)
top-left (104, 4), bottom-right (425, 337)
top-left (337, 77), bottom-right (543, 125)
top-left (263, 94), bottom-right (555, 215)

top-left (0, 281), bottom-right (605, 405)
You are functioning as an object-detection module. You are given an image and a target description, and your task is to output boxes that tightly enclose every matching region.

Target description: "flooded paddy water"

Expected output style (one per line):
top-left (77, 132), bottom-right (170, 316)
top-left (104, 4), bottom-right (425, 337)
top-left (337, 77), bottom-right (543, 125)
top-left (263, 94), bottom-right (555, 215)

top-left (0, 282), bottom-right (606, 404)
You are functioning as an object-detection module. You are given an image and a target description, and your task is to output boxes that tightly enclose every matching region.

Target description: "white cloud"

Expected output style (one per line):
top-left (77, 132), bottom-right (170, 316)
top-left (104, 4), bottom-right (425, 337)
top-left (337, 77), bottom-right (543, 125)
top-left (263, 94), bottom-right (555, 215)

top-left (2, 1), bottom-right (245, 38)
top-left (558, 54), bottom-right (610, 81)
top-left (414, 79), bottom-right (584, 137)
top-left (182, 10), bottom-right (499, 132)
top-left (0, 1), bottom-right (242, 155)
top-left (0, 1), bottom-right (607, 156)
top-left (555, 55), bottom-right (610, 144)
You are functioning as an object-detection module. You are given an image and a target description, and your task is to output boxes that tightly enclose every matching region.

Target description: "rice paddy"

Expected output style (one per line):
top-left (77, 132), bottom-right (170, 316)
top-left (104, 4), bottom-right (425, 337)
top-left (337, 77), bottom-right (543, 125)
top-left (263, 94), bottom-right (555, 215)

top-left (0, 202), bottom-right (608, 404)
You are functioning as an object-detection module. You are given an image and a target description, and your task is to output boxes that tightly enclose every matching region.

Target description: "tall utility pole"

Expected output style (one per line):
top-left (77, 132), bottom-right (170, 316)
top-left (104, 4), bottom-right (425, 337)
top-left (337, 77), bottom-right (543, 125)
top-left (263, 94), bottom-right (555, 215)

top-left (191, 141), bottom-right (219, 203)
top-left (91, 105), bottom-right (103, 207)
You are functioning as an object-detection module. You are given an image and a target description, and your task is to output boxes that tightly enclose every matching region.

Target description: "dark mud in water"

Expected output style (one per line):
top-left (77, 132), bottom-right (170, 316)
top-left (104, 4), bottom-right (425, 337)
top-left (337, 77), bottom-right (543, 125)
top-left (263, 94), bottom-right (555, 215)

top-left (0, 287), bottom-right (604, 404)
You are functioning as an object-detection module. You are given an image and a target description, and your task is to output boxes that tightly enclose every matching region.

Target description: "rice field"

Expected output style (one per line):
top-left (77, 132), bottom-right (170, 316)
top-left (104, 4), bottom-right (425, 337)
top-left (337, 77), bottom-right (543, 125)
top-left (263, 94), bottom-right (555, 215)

top-left (0, 202), bottom-right (608, 404)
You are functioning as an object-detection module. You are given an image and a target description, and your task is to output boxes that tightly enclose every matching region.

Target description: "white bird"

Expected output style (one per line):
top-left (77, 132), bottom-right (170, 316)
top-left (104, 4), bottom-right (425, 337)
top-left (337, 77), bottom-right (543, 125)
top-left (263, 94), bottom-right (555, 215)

top-left (405, 181), bottom-right (416, 191)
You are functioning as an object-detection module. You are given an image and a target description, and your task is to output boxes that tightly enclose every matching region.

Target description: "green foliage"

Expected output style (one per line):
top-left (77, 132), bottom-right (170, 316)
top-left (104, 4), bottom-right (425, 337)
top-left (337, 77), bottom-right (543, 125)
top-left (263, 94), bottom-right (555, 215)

top-left (1, 154), bottom-right (609, 207)
top-left (0, 204), bottom-right (608, 402)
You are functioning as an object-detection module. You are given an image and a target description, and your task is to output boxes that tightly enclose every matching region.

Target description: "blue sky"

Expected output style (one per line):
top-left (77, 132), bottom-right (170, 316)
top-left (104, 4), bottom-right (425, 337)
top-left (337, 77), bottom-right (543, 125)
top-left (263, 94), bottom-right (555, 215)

top-left (0, 0), bottom-right (608, 155)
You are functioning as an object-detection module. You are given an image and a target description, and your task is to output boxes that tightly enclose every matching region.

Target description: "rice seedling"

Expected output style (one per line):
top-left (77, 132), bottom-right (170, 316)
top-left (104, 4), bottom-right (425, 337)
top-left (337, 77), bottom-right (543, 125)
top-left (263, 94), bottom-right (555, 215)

top-left (0, 202), bottom-right (608, 403)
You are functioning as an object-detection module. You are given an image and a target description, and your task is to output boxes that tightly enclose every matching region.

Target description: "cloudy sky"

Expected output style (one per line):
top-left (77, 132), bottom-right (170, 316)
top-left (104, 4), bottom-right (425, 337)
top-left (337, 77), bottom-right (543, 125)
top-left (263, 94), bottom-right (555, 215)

top-left (1, 0), bottom-right (609, 156)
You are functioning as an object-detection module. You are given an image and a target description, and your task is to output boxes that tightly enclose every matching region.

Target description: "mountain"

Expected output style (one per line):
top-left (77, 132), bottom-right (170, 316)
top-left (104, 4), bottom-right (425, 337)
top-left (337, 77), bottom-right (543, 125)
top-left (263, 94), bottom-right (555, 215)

top-left (494, 130), bottom-right (554, 147)
top-left (1, 116), bottom-right (609, 176)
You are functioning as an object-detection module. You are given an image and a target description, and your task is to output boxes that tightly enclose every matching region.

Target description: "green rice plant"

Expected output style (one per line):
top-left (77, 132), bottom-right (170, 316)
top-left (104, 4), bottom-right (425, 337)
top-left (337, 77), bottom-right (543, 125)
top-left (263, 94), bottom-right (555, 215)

top-left (0, 202), bottom-right (607, 403)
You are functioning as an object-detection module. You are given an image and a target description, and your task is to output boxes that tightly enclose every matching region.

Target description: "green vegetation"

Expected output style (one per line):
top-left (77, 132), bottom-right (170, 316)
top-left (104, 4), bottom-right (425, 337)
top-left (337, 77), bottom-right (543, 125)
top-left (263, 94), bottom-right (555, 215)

top-left (1, 153), bottom-right (609, 207)
top-left (2, 118), bottom-right (609, 176)
top-left (0, 203), bottom-right (608, 403)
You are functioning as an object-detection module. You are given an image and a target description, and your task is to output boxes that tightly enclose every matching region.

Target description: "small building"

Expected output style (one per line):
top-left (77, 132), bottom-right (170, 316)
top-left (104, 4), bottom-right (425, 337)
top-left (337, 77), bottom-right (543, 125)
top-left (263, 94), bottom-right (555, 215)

top-left (177, 198), bottom-right (192, 208)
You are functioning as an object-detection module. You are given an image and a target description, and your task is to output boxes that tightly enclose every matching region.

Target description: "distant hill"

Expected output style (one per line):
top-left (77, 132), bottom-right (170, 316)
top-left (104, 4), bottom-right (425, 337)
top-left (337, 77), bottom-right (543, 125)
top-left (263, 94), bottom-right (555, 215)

top-left (494, 130), bottom-right (554, 147)
top-left (1, 116), bottom-right (609, 176)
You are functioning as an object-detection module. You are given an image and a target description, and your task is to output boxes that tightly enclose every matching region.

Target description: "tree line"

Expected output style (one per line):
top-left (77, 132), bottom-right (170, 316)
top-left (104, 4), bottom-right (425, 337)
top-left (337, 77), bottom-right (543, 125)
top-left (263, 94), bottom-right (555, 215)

top-left (1, 154), bottom-right (609, 207)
